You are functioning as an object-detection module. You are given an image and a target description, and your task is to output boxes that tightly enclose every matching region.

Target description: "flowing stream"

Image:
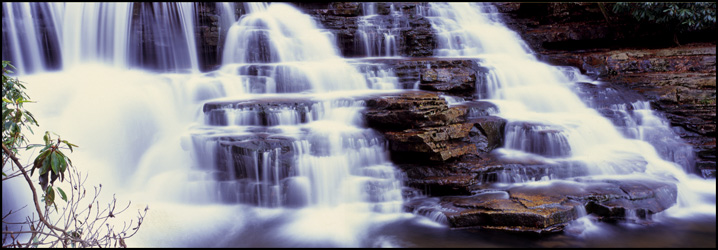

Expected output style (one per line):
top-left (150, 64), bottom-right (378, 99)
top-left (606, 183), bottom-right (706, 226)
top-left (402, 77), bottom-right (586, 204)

top-left (2, 2), bottom-right (715, 248)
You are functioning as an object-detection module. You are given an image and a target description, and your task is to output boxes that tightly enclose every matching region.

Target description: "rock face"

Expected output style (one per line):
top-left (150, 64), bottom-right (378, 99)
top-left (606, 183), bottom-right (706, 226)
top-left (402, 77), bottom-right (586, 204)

top-left (363, 90), bottom-right (466, 131)
top-left (362, 91), bottom-right (479, 163)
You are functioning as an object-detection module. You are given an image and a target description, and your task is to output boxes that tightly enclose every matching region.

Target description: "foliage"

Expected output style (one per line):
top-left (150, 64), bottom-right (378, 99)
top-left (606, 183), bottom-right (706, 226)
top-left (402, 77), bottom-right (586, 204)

top-left (2, 61), bottom-right (147, 248)
top-left (612, 2), bottom-right (716, 33)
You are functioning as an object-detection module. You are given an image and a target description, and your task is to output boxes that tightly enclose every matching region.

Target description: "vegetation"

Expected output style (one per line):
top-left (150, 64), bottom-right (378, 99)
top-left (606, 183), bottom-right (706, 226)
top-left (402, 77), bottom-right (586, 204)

top-left (611, 2), bottom-right (717, 45)
top-left (2, 61), bottom-right (147, 247)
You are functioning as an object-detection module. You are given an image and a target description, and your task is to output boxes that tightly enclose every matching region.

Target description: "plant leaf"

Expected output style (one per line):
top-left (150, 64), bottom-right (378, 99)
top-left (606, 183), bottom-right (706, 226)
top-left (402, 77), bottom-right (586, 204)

top-left (45, 185), bottom-right (55, 207)
top-left (50, 151), bottom-right (60, 174)
top-left (57, 187), bottom-right (67, 202)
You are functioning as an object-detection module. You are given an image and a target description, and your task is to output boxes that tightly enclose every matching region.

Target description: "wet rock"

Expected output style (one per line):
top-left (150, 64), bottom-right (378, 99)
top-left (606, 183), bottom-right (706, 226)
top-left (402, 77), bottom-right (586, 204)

top-left (419, 62), bottom-right (486, 97)
top-left (540, 45), bottom-right (716, 177)
top-left (203, 97), bottom-right (317, 126)
top-left (362, 90), bottom-right (467, 131)
top-left (217, 134), bottom-right (298, 179)
top-left (580, 178), bottom-right (679, 220)
top-left (458, 101), bottom-right (500, 118)
top-left (359, 58), bottom-right (485, 91)
top-left (573, 81), bottom-right (645, 109)
top-left (399, 154), bottom-right (593, 197)
top-left (469, 116), bottom-right (506, 153)
top-left (306, 3), bottom-right (434, 58)
top-left (504, 121), bottom-right (572, 158)
top-left (403, 17), bottom-right (435, 57)
top-left (405, 177), bottom-right (679, 233)
top-left (385, 123), bottom-right (478, 162)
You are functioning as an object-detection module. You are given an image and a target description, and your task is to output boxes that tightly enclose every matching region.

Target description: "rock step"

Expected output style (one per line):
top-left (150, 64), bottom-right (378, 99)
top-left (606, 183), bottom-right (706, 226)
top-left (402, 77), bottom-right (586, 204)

top-left (363, 90), bottom-right (468, 131)
top-left (504, 121), bottom-right (572, 158)
top-left (405, 177), bottom-right (678, 233)
top-left (204, 97), bottom-right (366, 126)
top-left (398, 155), bottom-right (591, 196)
top-left (188, 126), bottom-right (397, 206)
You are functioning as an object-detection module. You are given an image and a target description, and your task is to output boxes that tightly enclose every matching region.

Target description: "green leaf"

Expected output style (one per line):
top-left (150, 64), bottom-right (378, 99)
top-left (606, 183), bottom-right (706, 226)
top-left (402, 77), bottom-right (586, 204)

top-left (61, 140), bottom-right (78, 152)
top-left (45, 185), bottom-right (55, 206)
top-left (40, 154), bottom-right (51, 175)
top-left (58, 153), bottom-right (68, 173)
top-left (43, 131), bottom-right (50, 145)
top-left (50, 151), bottom-right (60, 174)
top-left (57, 187), bottom-right (68, 202)
top-left (32, 149), bottom-right (52, 176)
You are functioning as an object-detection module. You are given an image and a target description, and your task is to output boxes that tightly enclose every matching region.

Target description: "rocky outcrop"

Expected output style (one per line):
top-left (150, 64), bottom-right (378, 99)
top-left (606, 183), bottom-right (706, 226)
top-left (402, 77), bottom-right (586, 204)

top-left (405, 177), bottom-right (678, 233)
top-left (540, 46), bottom-right (716, 177)
top-left (362, 90), bottom-right (466, 131)
top-left (362, 91), bottom-right (482, 164)
top-left (360, 87), bottom-right (679, 233)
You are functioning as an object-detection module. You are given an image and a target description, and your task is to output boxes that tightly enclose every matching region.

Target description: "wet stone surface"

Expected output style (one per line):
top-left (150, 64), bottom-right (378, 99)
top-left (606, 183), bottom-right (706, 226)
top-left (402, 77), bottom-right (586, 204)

top-left (405, 177), bottom-right (678, 233)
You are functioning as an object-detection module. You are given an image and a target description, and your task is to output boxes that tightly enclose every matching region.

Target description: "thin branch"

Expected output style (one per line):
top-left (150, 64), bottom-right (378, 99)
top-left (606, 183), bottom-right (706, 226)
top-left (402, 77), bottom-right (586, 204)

top-left (1, 144), bottom-right (66, 234)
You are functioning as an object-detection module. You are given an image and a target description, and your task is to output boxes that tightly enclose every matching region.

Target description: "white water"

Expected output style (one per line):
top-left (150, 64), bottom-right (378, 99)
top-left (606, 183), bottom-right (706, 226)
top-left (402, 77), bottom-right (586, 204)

top-left (3, 2), bottom-right (411, 247)
top-left (355, 3), bottom-right (404, 57)
top-left (2, 2), bottom-right (714, 248)
top-left (422, 2), bottom-right (715, 217)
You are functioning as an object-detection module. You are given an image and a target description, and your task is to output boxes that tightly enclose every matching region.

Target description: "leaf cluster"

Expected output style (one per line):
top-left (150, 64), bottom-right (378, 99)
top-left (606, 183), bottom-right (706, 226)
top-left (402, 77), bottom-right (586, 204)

top-left (612, 2), bottom-right (717, 33)
top-left (2, 61), bottom-right (38, 157)
top-left (3, 60), bottom-right (147, 248)
top-left (2, 61), bottom-right (76, 208)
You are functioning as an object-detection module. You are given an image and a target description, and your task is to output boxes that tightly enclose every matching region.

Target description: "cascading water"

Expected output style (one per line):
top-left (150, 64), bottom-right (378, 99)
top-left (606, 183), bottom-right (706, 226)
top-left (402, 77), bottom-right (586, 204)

top-left (2, 2), bottom-right (715, 248)
top-left (420, 1), bottom-right (715, 221)
top-left (2, 2), bottom-right (62, 74)
top-left (354, 3), bottom-right (405, 57)
top-left (3, 2), bottom-right (410, 247)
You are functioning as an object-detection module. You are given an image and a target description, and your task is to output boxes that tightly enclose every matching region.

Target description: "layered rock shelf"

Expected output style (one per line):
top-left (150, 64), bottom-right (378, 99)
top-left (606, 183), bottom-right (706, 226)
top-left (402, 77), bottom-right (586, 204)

top-left (404, 177), bottom-right (677, 233)
top-left (360, 90), bottom-right (679, 233)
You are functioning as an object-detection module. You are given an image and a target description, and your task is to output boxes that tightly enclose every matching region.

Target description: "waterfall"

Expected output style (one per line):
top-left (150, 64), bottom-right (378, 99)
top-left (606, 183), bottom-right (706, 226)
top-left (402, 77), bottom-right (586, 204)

top-left (131, 2), bottom-right (201, 72)
top-left (2, 2), bottom-right (62, 74)
top-left (59, 3), bottom-right (133, 69)
top-left (2, 2), bottom-right (201, 73)
top-left (421, 2), bottom-right (714, 212)
top-left (190, 2), bottom-right (403, 210)
top-left (355, 3), bottom-right (404, 57)
top-left (3, 1), bottom-right (407, 247)
top-left (2, 1), bottom-right (714, 248)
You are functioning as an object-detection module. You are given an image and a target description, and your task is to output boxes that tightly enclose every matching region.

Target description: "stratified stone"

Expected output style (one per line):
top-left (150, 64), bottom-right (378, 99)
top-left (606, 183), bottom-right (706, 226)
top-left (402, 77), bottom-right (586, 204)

top-left (405, 177), bottom-right (679, 233)
top-left (362, 90), bottom-right (467, 131)
top-left (438, 190), bottom-right (583, 233)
